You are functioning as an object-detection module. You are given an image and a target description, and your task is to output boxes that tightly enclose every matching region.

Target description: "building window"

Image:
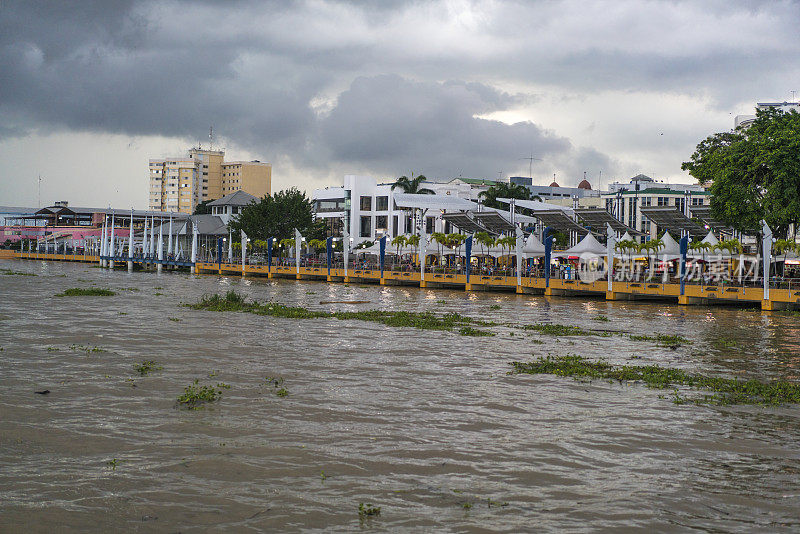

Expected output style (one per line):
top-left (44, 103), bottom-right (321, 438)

top-left (360, 196), bottom-right (372, 211)
top-left (375, 215), bottom-right (388, 235)
top-left (392, 215), bottom-right (398, 237)
top-left (426, 217), bottom-right (434, 234)
top-left (360, 216), bottom-right (372, 237)
top-left (375, 196), bottom-right (389, 211)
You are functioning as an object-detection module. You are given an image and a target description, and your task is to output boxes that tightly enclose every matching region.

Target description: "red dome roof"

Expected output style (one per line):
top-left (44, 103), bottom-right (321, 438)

top-left (549, 181), bottom-right (560, 187)
top-left (578, 179), bottom-right (592, 190)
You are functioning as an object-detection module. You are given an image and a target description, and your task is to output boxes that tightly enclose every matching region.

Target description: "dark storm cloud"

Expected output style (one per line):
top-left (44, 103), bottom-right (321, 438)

top-left (0, 0), bottom-right (797, 186)
top-left (316, 74), bottom-right (575, 178)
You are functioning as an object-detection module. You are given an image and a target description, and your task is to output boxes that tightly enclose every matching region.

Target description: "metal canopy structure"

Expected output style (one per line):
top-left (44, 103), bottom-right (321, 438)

top-left (532, 210), bottom-right (595, 234)
top-left (393, 193), bottom-right (477, 211)
top-left (640, 206), bottom-right (706, 238)
top-left (688, 206), bottom-right (734, 235)
top-left (574, 208), bottom-right (643, 236)
top-left (441, 212), bottom-right (490, 234)
top-left (472, 211), bottom-right (516, 234)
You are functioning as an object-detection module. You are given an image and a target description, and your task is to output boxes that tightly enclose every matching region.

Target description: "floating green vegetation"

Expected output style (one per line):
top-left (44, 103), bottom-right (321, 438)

top-left (70, 344), bottom-right (106, 354)
top-left (176, 380), bottom-right (230, 409)
top-left (593, 314), bottom-right (610, 322)
top-left (358, 503), bottom-right (381, 519)
top-left (154, 286), bottom-right (163, 290)
top-left (630, 333), bottom-right (690, 348)
top-left (489, 304), bottom-right (501, 310)
top-left (510, 355), bottom-right (800, 406)
top-left (436, 299), bottom-right (447, 304)
top-left (276, 387), bottom-right (289, 397)
top-left (459, 326), bottom-right (494, 337)
top-left (266, 376), bottom-right (284, 387)
top-left (320, 471), bottom-right (327, 481)
top-left (107, 458), bottom-right (123, 471)
top-left (522, 323), bottom-right (589, 336)
top-left (487, 498), bottom-right (509, 508)
top-left (189, 291), bottom-right (496, 334)
top-left (46, 347), bottom-right (59, 352)
top-left (134, 360), bottom-right (163, 376)
top-left (461, 502), bottom-right (472, 510)
top-left (0, 268), bottom-right (36, 276)
top-left (56, 287), bottom-right (115, 297)
top-left (154, 292), bottom-right (164, 296)
top-left (712, 338), bottom-right (738, 349)
top-left (122, 287), bottom-right (140, 292)
top-left (168, 317), bottom-right (181, 322)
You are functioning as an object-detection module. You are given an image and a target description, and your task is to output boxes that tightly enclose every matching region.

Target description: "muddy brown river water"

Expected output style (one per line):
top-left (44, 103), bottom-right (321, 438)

top-left (1, 258), bottom-right (799, 532)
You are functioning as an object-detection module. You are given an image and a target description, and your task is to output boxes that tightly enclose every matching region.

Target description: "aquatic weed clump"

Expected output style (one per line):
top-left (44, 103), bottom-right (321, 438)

top-left (188, 292), bottom-right (497, 333)
top-left (629, 333), bottom-right (690, 348)
top-left (134, 360), bottom-right (163, 376)
top-left (510, 355), bottom-right (800, 406)
top-left (522, 323), bottom-right (589, 336)
top-left (56, 287), bottom-right (116, 297)
top-left (176, 380), bottom-right (230, 409)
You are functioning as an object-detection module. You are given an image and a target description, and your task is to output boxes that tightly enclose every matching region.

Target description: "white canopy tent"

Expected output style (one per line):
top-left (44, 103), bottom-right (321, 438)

top-left (554, 233), bottom-right (606, 258)
top-left (654, 232), bottom-right (682, 261)
top-left (522, 233), bottom-right (546, 258)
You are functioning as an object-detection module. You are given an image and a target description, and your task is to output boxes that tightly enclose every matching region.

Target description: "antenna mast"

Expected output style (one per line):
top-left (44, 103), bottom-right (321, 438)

top-left (38, 174), bottom-right (42, 208)
top-left (519, 152), bottom-right (542, 182)
top-left (209, 126), bottom-right (213, 150)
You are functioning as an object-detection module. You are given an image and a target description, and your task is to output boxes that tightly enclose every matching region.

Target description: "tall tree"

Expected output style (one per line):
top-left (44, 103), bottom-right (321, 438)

top-left (391, 174), bottom-right (435, 194)
top-left (193, 199), bottom-right (213, 215)
top-left (478, 182), bottom-right (540, 210)
top-left (682, 107), bottom-right (800, 237)
top-left (228, 188), bottom-right (324, 242)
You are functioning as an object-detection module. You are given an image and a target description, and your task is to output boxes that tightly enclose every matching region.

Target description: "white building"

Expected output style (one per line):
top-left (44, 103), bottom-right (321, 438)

top-left (601, 175), bottom-right (710, 239)
top-left (734, 101), bottom-right (799, 129)
top-left (312, 175), bottom-right (517, 244)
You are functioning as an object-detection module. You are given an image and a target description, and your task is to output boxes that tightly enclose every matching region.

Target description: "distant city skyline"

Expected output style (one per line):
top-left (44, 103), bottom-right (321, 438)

top-left (1, 0), bottom-right (798, 208)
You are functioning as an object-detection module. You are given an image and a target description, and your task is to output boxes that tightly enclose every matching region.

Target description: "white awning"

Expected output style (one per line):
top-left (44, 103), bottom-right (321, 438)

top-left (393, 193), bottom-right (477, 211)
top-left (496, 197), bottom-right (574, 215)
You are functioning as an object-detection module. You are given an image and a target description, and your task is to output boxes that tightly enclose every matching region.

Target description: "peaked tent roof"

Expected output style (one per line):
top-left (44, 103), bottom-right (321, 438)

top-left (700, 231), bottom-right (719, 246)
top-left (522, 233), bottom-right (545, 257)
top-left (620, 231), bottom-right (633, 242)
top-left (554, 233), bottom-right (607, 257)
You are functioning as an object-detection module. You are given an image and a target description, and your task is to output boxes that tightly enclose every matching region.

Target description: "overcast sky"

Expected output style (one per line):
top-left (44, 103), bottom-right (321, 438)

top-left (1, 0), bottom-right (798, 208)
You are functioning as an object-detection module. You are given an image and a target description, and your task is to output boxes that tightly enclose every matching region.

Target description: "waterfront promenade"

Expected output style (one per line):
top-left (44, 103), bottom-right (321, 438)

top-left (10, 250), bottom-right (798, 311)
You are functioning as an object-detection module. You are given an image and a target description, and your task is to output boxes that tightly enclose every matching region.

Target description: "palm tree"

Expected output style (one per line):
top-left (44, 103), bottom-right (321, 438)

top-left (391, 235), bottom-right (407, 257)
top-left (391, 174), bottom-right (435, 194)
top-left (478, 182), bottom-right (539, 210)
top-left (431, 232), bottom-right (447, 259)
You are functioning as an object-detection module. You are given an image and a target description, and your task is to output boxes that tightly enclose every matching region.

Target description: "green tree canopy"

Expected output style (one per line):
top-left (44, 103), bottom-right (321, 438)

top-left (193, 199), bottom-right (213, 215)
top-left (681, 107), bottom-right (800, 237)
top-left (391, 174), bottom-right (434, 194)
top-left (227, 188), bottom-right (325, 242)
top-left (478, 182), bottom-right (540, 210)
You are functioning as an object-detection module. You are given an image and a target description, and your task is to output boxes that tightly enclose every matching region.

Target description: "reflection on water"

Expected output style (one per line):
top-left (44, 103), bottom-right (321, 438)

top-left (1, 259), bottom-right (799, 532)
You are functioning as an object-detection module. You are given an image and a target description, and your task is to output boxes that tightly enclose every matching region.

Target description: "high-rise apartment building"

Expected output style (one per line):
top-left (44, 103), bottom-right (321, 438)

top-left (149, 148), bottom-right (271, 214)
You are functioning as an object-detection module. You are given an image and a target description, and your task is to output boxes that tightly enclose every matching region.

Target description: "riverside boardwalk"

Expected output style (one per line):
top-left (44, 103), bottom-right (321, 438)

top-left (10, 250), bottom-right (798, 311)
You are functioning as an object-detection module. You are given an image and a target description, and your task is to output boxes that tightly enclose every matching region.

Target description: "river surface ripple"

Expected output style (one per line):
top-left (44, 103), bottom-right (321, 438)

top-left (1, 259), bottom-right (799, 533)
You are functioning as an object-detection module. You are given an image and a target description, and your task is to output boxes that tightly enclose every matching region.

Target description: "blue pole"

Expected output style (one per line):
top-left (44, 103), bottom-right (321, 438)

top-left (326, 236), bottom-right (333, 277)
top-left (543, 226), bottom-right (554, 288)
top-left (679, 235), bottom-right (688, 295)
top-left (267, 238), bottom-right (273, 274)
top-left (465, 235), bottom-right (473, 283)
top-left (379, 236), bottom-right (387, 278)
